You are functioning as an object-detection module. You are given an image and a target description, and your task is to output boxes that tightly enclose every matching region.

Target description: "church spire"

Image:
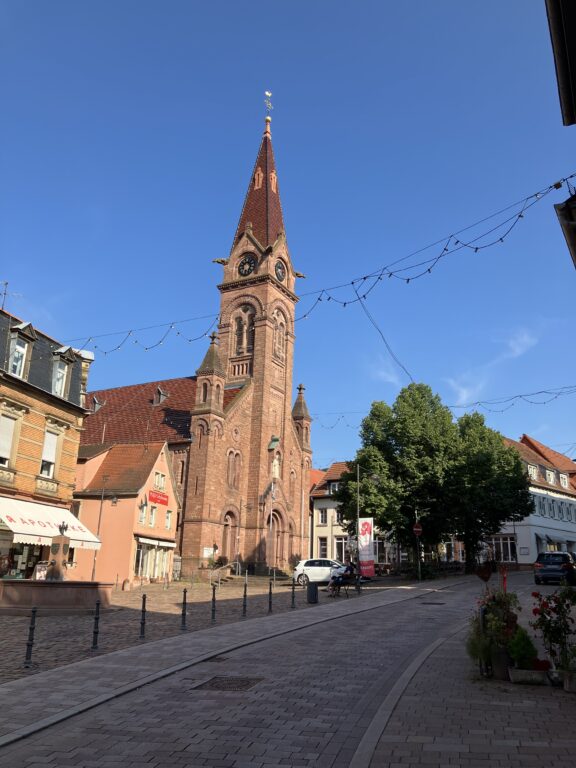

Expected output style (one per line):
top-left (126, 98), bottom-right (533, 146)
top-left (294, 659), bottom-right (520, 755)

top-left (231, 116), bottom-right (286, 252)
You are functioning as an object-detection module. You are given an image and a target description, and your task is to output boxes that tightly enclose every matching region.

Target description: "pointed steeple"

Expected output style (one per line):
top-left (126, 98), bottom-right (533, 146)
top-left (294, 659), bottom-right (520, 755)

top-left (231, 116), bottom-right (285, 252)
top-left (292, 383), bottom-right (311, 420)
top-left (196, 333), bottom-right (225, 377)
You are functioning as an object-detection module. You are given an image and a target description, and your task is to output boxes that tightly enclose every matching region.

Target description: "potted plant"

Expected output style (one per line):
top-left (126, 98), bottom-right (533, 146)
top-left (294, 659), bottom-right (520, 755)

top-left (507, 626), bottom-right (549, 684)
top-left (466, 589), bottom-right (520, 679)
top-left (530, 587), bottom-right (576, 685)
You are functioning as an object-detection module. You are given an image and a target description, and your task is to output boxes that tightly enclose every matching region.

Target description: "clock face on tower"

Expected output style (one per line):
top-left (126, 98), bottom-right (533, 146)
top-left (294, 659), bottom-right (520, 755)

top-left (238, 253), bottom-right (257, 277)
top-left (275, 260), bottom-right (286, 282)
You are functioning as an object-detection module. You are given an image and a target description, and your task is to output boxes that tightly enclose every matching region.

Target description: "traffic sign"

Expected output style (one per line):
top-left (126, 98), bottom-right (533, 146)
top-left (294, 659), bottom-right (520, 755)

top-left (413, 522), bottom-right (423, 537)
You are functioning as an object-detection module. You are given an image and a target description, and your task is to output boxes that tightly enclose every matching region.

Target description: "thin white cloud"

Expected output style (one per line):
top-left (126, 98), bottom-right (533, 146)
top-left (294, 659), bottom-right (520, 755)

top-left (504, 329), bottom-right (538, 359)
top-left (373, 357), bottom-right (402, 387)
top-left (445, 377), bottom-right (486, 407)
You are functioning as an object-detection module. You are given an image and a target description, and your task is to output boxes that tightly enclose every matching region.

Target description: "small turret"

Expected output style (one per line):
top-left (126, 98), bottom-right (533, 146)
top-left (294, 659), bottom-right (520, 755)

top-left (292, 383), bottom-right (311, 451)
top-left (194, 333), bottom-right (225, 413)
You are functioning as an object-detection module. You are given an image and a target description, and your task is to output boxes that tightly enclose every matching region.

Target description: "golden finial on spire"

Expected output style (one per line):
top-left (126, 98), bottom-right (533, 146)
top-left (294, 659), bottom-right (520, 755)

top-left (264, 90), bottom-right (273, 134)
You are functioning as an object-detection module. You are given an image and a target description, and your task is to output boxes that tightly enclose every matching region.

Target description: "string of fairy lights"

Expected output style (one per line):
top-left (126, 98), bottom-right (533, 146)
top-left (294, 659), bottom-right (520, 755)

top-left (3, 171), bottom-right (576, 428)
top-left (37, 168), bottom-right (573, 353)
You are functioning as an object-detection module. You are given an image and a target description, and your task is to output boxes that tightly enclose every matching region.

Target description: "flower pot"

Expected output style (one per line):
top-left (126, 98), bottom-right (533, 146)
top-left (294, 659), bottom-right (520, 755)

top-left (490, 647), bottom-right (512, 680)
top-left (507, 667), bottom-right (550, 685)
top-left (563, 671), bottom-right (576, 693)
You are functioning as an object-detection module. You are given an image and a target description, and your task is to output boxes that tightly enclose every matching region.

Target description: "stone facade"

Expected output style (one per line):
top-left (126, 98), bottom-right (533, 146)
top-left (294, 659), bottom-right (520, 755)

top-left (82, 118), bottom-right (312, 577)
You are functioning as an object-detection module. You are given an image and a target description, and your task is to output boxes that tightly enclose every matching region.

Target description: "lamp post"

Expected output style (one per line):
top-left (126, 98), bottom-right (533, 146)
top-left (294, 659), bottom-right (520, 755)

top-left (91, 474), bottom-right (108, 582)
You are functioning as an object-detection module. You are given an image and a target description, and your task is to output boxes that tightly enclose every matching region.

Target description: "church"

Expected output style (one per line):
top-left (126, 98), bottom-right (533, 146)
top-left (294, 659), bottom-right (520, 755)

top-left (80, 116), bottom-right (312, 578)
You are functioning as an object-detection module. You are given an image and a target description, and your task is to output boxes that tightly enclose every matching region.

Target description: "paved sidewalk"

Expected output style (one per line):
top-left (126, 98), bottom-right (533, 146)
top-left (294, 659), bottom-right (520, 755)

top-left (0, 580), bottom-right (449, 748)
top-left (1, 573), bottom-right (575, 768)
top-left (0, 577), bottom-right (395, 684)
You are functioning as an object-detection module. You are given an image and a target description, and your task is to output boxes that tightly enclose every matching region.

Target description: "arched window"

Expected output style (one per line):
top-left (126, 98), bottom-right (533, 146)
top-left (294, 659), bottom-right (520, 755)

top-left (201, 382), bottom-right (209, 403)
top-left (233, 452), bottom-right (241, 490)
top-left (304, 426), bottom-right (309, 445)
top-left (289, 470), bottom-right (296, 500)
top-left (227, 451), bottom-right (235, 487)
top-left (233, 305), bottom-right (256, 356)
top-left (215, 384), bottom-right (222, 405)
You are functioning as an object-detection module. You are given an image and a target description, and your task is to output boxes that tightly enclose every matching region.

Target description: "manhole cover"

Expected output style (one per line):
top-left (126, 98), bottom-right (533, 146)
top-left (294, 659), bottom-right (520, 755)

top-left (197, 676), bottom-right (263, 691)
top-left (420, 601), bottom-right (445, 605)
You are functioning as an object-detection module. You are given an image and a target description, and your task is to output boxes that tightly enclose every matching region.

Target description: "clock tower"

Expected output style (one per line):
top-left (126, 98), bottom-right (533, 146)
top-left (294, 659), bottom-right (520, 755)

top-left (183, 116), bottom-right (311, 573)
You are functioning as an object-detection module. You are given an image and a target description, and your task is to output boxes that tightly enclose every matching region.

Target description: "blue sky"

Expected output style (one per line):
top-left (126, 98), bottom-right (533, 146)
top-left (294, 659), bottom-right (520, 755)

top-left (1, 1), bottom-right (575, 468)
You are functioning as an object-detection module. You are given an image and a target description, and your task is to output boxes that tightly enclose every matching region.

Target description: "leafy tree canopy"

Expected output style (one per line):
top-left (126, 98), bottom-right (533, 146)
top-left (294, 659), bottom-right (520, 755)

top-left (335, 383), bottom-right (533, 566)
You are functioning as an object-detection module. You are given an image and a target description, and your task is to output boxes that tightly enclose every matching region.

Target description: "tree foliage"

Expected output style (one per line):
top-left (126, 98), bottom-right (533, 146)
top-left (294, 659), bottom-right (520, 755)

top-left (335, 383), bottom-right (533, 568)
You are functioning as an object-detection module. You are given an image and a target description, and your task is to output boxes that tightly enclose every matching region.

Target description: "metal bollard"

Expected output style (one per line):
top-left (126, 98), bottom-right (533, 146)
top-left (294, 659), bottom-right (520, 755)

top-left (139, 593), bottom-right (147, 640)
top-left (291, 577), bottom-right (296, 609)
top-left (181, 588), bottom-right (187, 631)
top-left (211, 584), bottom-right (217, 623)
top-left (268, 580), bottom-right (273, 614)
top-left (91, 600), bottom-right (101, 651)
top-left (242, 581), bottom-right (247, 618)
top-left (23, 607), bottom-right (37, 669)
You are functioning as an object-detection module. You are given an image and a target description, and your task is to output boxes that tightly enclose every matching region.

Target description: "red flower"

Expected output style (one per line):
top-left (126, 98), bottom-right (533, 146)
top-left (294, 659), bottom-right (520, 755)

top-left (532, 591), bottom-right (540, 598)
top-left (542, 601), bottom-right (550, 610)
top-left (532, 607), bottom-right (540, 616)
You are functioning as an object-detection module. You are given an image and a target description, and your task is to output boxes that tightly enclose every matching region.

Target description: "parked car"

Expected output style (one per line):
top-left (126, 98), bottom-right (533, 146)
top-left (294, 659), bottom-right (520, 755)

top-left (292, 558), bottom-right (344, 585)
top-left (533, 552), bottom-right (576, 585)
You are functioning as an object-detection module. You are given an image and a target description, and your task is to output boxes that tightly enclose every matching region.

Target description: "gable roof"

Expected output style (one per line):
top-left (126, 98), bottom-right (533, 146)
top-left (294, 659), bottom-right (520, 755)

top-left (76, 442), bottom-right (166, 496)
top-left (311, 461), bottom-right (350, 498)
top-left (520, 434), bottom-right (576, 474)
top-left (505, 436), bottom-right (576, 498)
top-left (82, 376), bottom-right (242, 446)
top-left (309, 468), bottom-right (326, 493)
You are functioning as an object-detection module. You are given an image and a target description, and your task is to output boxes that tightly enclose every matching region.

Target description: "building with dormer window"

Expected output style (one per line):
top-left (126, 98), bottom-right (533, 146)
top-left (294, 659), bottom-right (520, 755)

top-left (0, 309), bottom-right (99, 579)
top-left (500, 434), bottom-right (576, 564)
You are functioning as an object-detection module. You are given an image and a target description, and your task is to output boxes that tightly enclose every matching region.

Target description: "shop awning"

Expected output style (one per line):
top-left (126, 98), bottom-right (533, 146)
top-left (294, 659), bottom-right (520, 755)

top-left (136, 536), bottom-right (176, 549)
top-left (0, 498), bottom-right (100, 550)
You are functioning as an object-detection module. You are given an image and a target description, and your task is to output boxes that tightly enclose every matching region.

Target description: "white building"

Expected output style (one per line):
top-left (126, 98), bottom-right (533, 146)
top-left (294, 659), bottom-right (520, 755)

top-left (499, 435), bottom-right (576, 565)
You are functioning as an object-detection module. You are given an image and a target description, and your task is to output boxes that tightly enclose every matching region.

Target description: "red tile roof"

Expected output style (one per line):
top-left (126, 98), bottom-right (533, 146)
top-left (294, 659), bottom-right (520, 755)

top-left (309, 468), bottom-right (326, 493)
top-left (520, 434), bottom-right (576, 474)
top-left (231, 120), bottom-right (285, 251)
top-left (77, 443), bottom-right (165, 496)
top-left (82, 377), bottom-right (241, 446)
top-left (311, 461), bottom-right (350, 498)
top-left (505, 437), bottom-right (576, 498)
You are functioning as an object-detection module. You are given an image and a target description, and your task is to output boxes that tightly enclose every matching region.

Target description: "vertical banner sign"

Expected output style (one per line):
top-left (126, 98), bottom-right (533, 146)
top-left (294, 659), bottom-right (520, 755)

top-left (358, 518), bottom-right (375, 578)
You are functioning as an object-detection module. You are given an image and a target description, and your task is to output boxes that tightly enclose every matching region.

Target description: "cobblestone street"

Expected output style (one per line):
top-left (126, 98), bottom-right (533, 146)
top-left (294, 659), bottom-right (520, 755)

top-left (0, 577), bottom-right (393, 684)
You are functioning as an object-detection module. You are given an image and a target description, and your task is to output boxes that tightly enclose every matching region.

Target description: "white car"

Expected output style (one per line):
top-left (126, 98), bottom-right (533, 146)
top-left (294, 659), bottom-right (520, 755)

top-left (292, 558), bottom-right (344, 585)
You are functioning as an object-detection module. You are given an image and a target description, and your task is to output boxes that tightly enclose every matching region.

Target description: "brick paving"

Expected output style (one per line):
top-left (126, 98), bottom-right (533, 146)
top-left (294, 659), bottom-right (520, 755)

top-left (1, 573), bottom-right (574, 768)
top-left (0, 576), bottom-right (393, 684)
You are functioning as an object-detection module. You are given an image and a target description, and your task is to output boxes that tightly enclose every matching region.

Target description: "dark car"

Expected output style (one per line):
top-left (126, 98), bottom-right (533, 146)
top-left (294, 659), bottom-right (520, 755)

top-left (533, 552), bottom-right (576, 585)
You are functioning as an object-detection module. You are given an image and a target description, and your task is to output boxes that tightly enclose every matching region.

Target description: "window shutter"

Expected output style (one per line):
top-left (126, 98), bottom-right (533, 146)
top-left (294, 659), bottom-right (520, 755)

top-left (42, 431), bottom-right (58, 463)
top-left (0, 416), bottom-right (16, 459)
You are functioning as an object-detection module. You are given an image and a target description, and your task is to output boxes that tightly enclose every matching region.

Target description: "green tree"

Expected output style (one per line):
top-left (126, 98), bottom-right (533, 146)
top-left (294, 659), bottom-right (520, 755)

top-left (445, 412), bottom-right (532, 572)
top-left (336, 383), bottom-right (457, 549)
